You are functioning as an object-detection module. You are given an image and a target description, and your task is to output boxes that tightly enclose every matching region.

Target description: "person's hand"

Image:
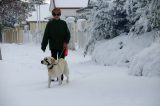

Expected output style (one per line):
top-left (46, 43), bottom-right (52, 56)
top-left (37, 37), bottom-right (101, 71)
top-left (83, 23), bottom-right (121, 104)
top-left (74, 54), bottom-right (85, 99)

top-left (63, 42), bottom-right (68, 48)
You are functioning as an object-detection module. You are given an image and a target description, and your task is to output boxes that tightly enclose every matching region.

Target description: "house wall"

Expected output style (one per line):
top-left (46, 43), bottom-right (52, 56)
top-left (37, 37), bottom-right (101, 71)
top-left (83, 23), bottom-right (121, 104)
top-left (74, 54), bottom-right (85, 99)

top-left (61, 9), bottom-right (79, 19)
top-left (29, 21), bottom-right (47, 32)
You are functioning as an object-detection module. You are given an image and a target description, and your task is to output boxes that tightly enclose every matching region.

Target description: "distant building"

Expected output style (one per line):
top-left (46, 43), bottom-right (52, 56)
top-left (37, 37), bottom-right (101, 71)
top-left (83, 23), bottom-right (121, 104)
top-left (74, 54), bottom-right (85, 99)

top-left (49, 0), bottom-right (90, 19)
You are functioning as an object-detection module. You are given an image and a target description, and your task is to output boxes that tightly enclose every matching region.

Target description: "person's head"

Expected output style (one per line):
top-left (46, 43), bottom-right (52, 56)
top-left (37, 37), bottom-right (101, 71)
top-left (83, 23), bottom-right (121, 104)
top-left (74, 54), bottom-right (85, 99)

top-left (52, 8), bottom-right (61, 20)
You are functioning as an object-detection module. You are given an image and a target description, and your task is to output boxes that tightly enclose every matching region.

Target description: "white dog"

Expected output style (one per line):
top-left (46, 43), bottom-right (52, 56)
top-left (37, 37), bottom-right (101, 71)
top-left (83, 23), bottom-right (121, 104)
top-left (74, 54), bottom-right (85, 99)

top-left (41, 57), bottom-right (69, 88)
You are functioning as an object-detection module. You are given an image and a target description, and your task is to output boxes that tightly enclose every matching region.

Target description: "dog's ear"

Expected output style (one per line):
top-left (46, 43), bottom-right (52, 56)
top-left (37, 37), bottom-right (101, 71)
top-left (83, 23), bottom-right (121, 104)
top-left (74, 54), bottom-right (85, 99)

top-left (51, 57), bottom-right (55, 64)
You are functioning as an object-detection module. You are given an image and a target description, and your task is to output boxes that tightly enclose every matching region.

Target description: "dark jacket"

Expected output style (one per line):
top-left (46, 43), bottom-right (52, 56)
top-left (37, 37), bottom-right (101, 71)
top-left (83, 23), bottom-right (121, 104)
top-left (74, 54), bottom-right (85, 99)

top-left (41, 19), bottom-right (70, 51)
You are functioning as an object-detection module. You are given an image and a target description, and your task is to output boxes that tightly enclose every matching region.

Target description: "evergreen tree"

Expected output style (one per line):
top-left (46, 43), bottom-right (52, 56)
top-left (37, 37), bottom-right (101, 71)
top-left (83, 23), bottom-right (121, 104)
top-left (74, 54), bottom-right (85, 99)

top-left (150, 0), bottom-right (160, 30)
top-left (84, 0), bottom-right (129, 56)
top-left (125, 0), bottom-right (160, 35)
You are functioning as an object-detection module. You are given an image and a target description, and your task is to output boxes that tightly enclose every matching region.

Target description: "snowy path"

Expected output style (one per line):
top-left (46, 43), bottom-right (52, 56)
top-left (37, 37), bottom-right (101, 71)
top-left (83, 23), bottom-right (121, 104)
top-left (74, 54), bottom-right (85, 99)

top-left (0, 44), bottom-right (160, 106)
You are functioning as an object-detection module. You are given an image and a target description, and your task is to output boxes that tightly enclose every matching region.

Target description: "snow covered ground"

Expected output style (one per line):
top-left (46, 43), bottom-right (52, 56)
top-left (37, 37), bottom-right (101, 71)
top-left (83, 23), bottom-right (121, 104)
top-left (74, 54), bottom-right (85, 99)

top-left (0, 43), bottom-right (160, 106)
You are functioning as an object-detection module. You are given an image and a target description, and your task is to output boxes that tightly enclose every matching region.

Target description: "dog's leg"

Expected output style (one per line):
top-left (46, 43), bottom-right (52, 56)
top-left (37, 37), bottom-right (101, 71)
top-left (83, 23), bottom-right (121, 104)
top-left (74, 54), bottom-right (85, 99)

top-left (64, 64), bottom-right (69, 83)
top-left (48, 76), bottom-right (51, 88)
top-left (66, 75), bottom-right (69, 83)
top-left (61, 74), bottom-right (64, 81)
top-left (64, 73), bottom-right (69, 83)
top-left (58, 76), bottom-right (62, 85)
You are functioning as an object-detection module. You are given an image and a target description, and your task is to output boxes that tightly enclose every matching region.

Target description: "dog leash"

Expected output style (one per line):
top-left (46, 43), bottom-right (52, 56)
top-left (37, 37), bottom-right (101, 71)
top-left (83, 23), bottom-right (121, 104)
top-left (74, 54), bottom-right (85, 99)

top-left (48, 48), bottom-right (66, 70)
top-left (48, 48), bottom-right (65, 70)
top-left (57, 48), bottom-right (65, 60)
top-left (56, 48), bottom-right (65, 65)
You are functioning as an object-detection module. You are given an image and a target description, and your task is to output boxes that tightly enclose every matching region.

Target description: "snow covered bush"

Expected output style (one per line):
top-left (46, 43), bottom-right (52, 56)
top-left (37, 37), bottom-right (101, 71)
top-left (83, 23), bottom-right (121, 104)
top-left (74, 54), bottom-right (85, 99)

top-left (92, 30), bottom-right (160, 77)
top-left (92, 32), bottom-right (155, 67)
top-left (129, 41), bottom-right (160, 77)
top-left (129, 30), bottom-right (160, 77)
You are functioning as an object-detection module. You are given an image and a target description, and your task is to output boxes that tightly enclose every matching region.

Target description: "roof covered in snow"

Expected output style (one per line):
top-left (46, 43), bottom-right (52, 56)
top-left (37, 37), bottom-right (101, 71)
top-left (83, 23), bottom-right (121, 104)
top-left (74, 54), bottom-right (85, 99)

top-left (53, 0), bottom-right (89, 8)
top-left (27, 0), bottom-right (90, 21)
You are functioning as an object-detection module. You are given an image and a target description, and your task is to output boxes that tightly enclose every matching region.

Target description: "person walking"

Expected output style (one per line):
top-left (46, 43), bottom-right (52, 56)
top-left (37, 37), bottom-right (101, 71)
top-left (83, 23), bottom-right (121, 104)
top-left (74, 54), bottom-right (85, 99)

top-left (41, 8), bottom-right (70, 80)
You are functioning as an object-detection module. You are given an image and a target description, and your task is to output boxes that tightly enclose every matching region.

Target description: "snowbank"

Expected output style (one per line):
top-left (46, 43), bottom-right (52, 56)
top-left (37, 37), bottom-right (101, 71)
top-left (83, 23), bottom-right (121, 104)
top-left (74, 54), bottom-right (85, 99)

top-left (92, 31), bottom-right (160, 77)
top-left (129, 42), bottom-right (160, 77)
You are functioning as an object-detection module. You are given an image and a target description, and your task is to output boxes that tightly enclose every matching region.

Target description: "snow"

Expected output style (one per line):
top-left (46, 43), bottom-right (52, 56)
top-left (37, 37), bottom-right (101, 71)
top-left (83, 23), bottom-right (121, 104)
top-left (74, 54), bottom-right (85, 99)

top-left (0, 42), bottom-right (160, 106)
top-left (1, 0), bottom-right (160, 105)
top-left (92, 32), bottom-right (154, 66)
top-left (92, 31), bottom-right (160, 77)
top-left (129, 41), bottom-right (160, 77)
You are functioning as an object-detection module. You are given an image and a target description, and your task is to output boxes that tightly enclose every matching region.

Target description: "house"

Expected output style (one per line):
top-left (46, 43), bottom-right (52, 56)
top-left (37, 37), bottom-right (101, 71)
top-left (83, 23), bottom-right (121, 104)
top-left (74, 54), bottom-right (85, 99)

top-left (49, 0), bottom-right (90, 19)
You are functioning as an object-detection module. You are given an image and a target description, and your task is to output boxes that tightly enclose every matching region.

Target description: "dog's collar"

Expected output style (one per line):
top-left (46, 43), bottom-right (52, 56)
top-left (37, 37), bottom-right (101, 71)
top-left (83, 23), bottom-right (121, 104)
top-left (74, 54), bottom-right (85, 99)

top-left (48, 65), bottom-right (53, 69)
top-left (47, 63), bottom-right (58, 69)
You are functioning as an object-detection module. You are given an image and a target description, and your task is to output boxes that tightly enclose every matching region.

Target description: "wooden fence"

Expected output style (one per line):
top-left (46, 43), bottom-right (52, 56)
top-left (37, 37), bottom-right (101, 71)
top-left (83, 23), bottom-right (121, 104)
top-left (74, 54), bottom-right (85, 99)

top-left (2, 27), bottom-right (23, 44)
top-left (1, 19), bottom-right (90, 51)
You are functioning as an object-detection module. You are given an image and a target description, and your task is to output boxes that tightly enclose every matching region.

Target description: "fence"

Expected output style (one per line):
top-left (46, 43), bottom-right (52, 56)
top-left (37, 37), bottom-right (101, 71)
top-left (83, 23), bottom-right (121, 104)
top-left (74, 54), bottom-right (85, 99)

top-left (66, 17), bottom-right (89, 50)
top-left (2, 27), bottom-right (23, 44)
top-left (1, 18), bottom-right (90, 51)
top-left (77, 19), bottom-right (89, 49)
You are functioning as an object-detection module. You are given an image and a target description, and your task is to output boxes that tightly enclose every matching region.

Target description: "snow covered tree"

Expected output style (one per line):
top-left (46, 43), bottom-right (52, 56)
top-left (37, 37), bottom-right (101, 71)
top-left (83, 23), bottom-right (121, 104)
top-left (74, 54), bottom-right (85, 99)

top-left (111, 0), bottom-right (130, 35)
top-left (83, 0), bottom-right (110, 56)
top-left (125, 0), bottom-right (160, 35)
top-left (0, 0), bottom-right (45, 29)
top-left (0, 0), bottom-right (31, 28)
top-left (84, 0), bottom-right (129, 56)
top-left (150, 0), bottom-right (160, 30)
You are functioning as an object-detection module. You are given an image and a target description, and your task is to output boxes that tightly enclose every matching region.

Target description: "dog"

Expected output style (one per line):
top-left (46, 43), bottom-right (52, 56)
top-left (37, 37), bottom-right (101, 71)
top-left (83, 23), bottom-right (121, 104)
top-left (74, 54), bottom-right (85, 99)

top-left (41, 57), bottom-right (69, 88)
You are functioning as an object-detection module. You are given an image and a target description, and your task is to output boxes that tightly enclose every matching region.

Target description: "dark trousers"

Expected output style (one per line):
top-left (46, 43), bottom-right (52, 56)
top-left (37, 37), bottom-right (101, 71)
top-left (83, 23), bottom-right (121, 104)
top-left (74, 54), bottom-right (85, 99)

top-left (51, 49), bottom-right (65, 59)
top-left (51, 49), bottom-right (65, 80)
